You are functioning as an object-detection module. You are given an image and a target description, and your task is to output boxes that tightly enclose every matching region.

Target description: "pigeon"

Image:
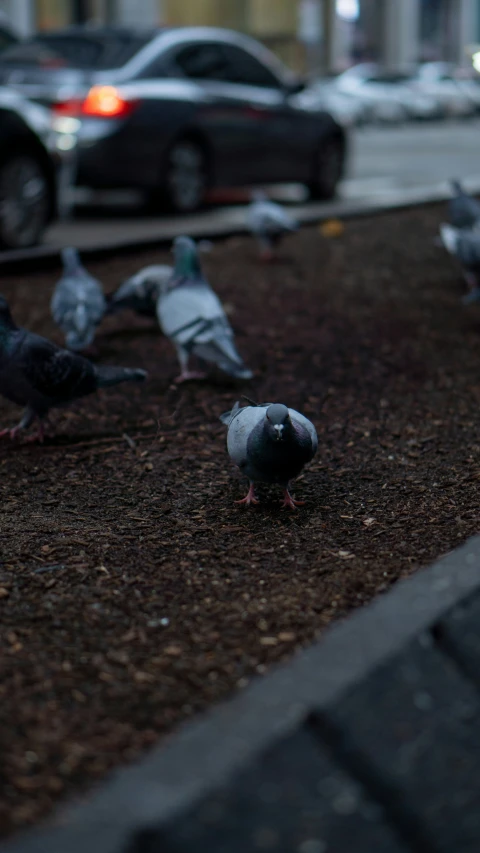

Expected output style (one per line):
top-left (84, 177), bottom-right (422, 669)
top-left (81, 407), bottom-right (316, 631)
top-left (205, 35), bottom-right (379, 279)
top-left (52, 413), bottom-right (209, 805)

top-left (156, 236), bottom-right (252, 383)
top-left (448, 180), bottom-right (480, 230)
top-left (51, 247), bottom-right (106, 351)
top-left (220, 400), bottom-right (318, 509)
top-left (439, 222), bottom-right (480, 303)
top-left (106, 264), bottom-right (173, 318)
top-left (0, 295), bottom-right (147, 442)
top-left (246, 190), bottom-right (298, 261)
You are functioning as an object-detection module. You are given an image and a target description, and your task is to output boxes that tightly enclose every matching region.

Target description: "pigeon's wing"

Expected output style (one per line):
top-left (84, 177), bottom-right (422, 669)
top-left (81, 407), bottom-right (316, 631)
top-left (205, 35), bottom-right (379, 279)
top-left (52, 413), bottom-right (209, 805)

top-left (16, 332), bottom-right (96, 402)
top-left (248, 201), bottom-right (297, 235)
top-left (457, 233), bottom-right (480, 271)
top-left (157, 282), bottom-right (225, 343)
top-left (226, 405), bottom-right (267, 467)
top-left (219, 400), bottom-right (241, 425)
top-left (289, 408), bottom-right (318, 456)
top-left (158, 281), bottom-right (252, 377)
top-left (114, 265), bottom-right (173, 302)
top-left (83, 276), bottom-right (106, 324)
top-left (191, 317), bottom-right (245, 368)
top-left (439, 223), bottom-right (460, 255)
top-left (51, 277), bottom-right (78, 324)
top-left (262, 201), bottom-right (298, 231)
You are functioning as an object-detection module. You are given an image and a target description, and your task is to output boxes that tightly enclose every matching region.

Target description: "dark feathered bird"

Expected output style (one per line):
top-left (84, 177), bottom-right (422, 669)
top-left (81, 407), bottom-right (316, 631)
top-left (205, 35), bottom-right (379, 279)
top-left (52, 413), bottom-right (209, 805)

top-left (448, 180), bottom-right (480, 230)
top-left (106, 264), bottom-right (173, 318)
top-left (439, 222), bottom-right (480, 303)
top-left (51, 247), bottom-right (106, 351)
top-left (220, 400), bottom-right (317, 509)
top-left (0, 296), bottom-right (146, 442)
top-left (156, 236), bottom-right (252, 383)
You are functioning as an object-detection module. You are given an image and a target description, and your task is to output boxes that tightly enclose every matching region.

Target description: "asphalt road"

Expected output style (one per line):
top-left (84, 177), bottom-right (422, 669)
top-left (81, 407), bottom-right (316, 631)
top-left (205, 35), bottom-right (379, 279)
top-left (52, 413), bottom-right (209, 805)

top-left (44, 119), bottom-right (480, 251)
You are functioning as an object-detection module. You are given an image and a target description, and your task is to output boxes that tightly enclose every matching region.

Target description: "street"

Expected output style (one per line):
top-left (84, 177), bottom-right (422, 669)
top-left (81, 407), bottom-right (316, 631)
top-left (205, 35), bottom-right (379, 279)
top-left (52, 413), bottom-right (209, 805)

top-left (44, 118), bottom-right (480, 251)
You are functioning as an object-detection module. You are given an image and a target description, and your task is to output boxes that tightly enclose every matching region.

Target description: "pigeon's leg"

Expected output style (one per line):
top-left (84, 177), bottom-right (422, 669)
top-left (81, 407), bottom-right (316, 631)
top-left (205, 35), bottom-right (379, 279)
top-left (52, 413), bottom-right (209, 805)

top-left (23, 420), bottom-right (47, 444)
top-left (258, 235), bottom-right (275, 263)
top-left (464, 271), bottom-right (479, 292)
top-left (0, 407), bottom-right (36, 441)
top-left (173, 345), bottom-right (207, 383)
top-left (281, 487), bottom-right (305, 510)
top-left (235, 482), bottom-right (259, 506)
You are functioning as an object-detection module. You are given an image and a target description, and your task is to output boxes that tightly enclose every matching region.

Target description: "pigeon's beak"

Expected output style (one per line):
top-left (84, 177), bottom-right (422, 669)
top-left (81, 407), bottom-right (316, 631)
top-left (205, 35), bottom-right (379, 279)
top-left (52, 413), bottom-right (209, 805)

top-left (273, 424), bottom-right (284, 441)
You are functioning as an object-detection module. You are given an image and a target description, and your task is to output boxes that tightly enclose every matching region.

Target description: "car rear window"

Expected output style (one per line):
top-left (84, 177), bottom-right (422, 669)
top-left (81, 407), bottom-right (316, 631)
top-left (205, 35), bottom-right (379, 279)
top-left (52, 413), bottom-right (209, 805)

top-left (0, 30), bottom-right (155, 70)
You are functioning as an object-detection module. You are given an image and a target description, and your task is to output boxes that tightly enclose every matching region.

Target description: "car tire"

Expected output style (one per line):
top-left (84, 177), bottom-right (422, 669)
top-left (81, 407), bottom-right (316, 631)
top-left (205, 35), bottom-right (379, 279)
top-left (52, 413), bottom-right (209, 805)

top-left (308, 136), bottom-right (344, 201)
top-left (154, 138), bottom-right (208, 214)
top-left (0, 152), bottom-right (50, 250)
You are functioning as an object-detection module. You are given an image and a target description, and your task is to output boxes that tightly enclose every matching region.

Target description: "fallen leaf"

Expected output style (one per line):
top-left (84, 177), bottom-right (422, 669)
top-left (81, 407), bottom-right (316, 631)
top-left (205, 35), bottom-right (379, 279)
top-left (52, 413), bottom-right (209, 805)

top-left (320, 218), bottom-right (344, 238)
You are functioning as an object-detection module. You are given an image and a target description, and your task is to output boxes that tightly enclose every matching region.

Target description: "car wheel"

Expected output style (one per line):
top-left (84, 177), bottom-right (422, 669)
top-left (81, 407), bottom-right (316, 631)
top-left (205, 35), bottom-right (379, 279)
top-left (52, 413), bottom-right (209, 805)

top-left (0, 153), bottom-right (49, 250)
top-left (161, 139), bottom-right (208, 214)
top-left (308, 136), bottom-right (344, 201)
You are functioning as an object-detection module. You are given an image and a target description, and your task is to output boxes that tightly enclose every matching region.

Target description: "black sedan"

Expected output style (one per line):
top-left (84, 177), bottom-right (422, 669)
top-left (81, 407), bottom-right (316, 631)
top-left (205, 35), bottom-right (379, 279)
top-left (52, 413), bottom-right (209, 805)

top-left (0, 26), bottom-right (347, 213)
top-left (0, 87), bottom-right (64, 249)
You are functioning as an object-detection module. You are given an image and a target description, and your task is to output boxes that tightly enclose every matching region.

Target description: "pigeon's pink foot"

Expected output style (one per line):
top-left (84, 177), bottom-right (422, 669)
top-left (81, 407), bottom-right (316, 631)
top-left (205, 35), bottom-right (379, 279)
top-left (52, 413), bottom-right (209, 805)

top-left (235, 483), bottom-right (259, 506)
top-left (173, 370), bottom-right (208, 384)
top-left (23, 424), bottom-right (46, 444)
top-left (281, 490), bottom-right (305, 510)
top-left (0, 426), bottom-right (21, 441)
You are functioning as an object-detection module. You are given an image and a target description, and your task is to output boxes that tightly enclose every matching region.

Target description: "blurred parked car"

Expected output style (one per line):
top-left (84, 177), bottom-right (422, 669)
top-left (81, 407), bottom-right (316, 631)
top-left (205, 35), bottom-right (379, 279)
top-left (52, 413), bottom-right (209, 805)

top-left (0, 25), bottom-right (347, 212)
top-left (300, 79), bottom-right (369, 127)
top-left (0, 12), bottom-right (19, 54)
top-left (412, 62), bottom-right (479, 116)
top-left (334, 63), bottom-right (443, 123)
top-left (0, 86), bottom-right (68, 249)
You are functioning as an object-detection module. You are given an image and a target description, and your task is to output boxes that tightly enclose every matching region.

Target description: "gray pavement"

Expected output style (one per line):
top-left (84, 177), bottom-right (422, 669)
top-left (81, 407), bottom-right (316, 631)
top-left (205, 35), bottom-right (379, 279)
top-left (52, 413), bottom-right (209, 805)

top-left (41, 119), bottom-right (480, 253)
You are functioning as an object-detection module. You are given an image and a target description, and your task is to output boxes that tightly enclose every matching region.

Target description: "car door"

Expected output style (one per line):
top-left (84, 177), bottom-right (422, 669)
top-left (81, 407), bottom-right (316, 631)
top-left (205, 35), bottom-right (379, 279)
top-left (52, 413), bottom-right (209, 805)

top-left (217, 43), bottom-right (314, 184)
top-left (168, 39), bottom-right (267, 186)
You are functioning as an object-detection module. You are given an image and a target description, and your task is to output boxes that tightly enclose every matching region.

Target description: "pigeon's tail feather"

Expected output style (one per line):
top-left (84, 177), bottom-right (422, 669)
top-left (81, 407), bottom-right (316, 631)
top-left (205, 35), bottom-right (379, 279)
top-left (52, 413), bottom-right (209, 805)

top-left (194, 340), bottom-right (252, 379)
top-left (96, 366), bottom-right (147, 388)
top-left (451, 179), bottom-right (464, 196)
top-left (219, 401), bottom-right (240, 425)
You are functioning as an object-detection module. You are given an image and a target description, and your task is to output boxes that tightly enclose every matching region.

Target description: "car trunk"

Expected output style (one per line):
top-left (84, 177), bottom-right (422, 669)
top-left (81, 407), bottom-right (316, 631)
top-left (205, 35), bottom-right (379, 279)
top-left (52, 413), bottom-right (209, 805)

top-left (0, 65), bottom-right (93, 106)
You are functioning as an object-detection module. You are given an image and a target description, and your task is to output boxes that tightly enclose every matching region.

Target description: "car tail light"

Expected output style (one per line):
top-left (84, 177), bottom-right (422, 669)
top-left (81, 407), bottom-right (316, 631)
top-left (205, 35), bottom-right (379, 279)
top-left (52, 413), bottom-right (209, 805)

top-left (82, 86), bottom-right (137, 118)
top-left (53, 86), bottom-right (138, 119)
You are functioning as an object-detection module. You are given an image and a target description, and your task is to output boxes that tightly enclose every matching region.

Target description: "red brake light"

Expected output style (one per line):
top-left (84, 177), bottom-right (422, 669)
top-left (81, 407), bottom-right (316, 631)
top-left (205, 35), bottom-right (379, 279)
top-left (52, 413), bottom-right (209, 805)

top-left (82, 85), bottom-right (136, 117)
top-left (53, 98), bottom-right (84, 116)
top-left (53, 86), bottom-right (137, 119)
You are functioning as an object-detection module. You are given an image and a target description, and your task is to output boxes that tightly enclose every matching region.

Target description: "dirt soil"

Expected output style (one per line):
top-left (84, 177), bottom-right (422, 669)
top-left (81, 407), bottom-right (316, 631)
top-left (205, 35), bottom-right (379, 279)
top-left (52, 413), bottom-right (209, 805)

top-left (1, 204), bottom-right (480, 838)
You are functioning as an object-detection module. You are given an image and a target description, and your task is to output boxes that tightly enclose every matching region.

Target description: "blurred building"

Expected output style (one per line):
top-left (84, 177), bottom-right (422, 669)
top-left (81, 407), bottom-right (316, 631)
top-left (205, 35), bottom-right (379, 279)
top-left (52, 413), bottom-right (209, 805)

top-left (0, 0), bottom-right (479, 71)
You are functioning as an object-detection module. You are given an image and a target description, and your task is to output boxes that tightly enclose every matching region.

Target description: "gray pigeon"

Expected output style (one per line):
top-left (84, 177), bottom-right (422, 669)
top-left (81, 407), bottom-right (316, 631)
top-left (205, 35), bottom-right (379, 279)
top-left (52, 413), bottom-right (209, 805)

top-left (0, 295), bottom-right (147, 442)
top-left (220, 400), bottom-right (318, 509)
top-left (439, 222), bottom-right (480, 303)
top-left (106, 264), bottom-right (173, 318)
top-left (51, 247), bottom-right (106, 351)
top-left (247, 190), bottom-right (298, 261)
top-left (156, 236), bottom-right (252, 383)
top-left (448, 180), bottom-right (480, 230)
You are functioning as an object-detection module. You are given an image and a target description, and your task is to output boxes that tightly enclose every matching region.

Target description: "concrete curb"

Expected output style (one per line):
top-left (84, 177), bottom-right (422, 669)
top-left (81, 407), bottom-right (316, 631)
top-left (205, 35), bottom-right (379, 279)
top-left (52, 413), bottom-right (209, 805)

top-left (2, 177), bottom-right (480, 274)
top-left (3, 536), bottom-right (480, 853)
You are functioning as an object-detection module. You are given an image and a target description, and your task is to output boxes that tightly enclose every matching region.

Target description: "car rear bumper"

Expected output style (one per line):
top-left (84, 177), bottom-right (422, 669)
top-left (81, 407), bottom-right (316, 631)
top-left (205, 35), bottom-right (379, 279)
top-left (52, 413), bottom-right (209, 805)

top-left (70, 119), bottom-right (161, 190)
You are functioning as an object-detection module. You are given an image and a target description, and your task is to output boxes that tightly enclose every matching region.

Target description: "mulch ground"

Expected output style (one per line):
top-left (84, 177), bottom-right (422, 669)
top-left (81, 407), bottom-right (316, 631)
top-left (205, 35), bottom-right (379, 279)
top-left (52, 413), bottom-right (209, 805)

top-left (1, 203), bottom-right (480, 838)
